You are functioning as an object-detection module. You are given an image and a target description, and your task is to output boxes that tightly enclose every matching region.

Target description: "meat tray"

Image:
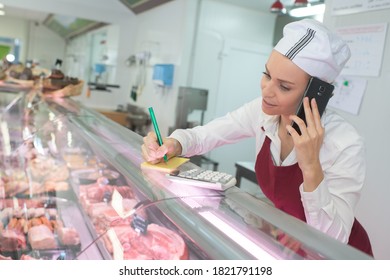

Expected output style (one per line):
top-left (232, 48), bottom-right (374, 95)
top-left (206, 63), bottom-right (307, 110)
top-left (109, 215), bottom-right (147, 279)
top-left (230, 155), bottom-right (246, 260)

top-left (2, 161), bottom-right (74, 200)
top-left (0, 197), bottom-right (82, 260)
top-left (72, 176), bottom-right (192, 260)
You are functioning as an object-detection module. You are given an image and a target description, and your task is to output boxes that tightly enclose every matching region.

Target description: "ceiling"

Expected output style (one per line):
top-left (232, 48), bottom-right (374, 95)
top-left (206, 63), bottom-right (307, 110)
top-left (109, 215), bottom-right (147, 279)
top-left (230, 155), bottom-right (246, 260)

top-left (1, 0), bottom-right (318, 23)
top-left (1, 0), bottom-right (131, 23)
top-left (3, 6), bottom-right (48, 22)
top-left (220, 0), bottom-right (297, 11)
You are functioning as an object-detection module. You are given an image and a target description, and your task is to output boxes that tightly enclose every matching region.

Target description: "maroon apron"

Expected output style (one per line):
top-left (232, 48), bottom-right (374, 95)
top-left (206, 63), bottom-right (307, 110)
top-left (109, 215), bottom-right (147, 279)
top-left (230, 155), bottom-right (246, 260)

top-left (255, 136), bottom-right (373, 257)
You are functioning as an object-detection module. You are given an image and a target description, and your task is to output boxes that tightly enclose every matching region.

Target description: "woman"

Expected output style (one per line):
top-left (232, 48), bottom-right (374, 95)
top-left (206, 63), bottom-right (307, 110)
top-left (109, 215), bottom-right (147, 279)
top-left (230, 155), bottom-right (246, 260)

top-left (141, 19), bottom-right (373, 257)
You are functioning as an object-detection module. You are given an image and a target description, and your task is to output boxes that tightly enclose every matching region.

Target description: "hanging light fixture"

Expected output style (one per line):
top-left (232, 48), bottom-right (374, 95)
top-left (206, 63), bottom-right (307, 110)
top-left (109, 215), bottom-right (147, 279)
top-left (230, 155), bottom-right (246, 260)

top-left (289, 0), bottom-right (325, 17)
top-left (293, 0), bottom-right (309, 7)
top-left (289, 3), bottom-right (325, 17)
top-left (270, 0), bottom-right (325, 17)
top-left (270, 0), bottom-right (286, 14)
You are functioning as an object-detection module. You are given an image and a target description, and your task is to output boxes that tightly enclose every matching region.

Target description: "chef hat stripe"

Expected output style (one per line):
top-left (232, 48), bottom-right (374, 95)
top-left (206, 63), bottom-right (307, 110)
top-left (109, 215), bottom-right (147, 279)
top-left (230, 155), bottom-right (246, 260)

top-left (286, 28), bottom-right (316, 60)
top-left (285, 28), bottom-right (313, 59)
top-left (273, 19), bottom-right (351, 83)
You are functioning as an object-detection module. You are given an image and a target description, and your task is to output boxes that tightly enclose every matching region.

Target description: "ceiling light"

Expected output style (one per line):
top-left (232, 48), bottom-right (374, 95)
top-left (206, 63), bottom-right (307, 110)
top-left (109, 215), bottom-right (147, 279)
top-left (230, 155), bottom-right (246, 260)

top-left (289, 3), bottom-right (325, 17)
top-left (270, 0), bottom-right (286, 14)
top-left (293, 0), bottom-right (309, 6)
top-left (6, 54), bottom-right (15, 63)
top-left (0, 4), bottom-right (4, 9)
top-left (0, 10), bottom-right (5, 16)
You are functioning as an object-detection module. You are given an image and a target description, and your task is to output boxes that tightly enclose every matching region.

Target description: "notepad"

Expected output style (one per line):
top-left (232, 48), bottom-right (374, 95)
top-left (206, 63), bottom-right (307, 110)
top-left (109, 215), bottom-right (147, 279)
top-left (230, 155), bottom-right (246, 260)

top-left (140, 157), bottom-right (190, 173)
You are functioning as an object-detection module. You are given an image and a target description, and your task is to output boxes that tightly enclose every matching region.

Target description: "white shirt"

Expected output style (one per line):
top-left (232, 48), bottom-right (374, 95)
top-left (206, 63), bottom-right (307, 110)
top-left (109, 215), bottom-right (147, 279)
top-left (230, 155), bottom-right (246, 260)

top-left (170, 97), bottom-right (366, 244)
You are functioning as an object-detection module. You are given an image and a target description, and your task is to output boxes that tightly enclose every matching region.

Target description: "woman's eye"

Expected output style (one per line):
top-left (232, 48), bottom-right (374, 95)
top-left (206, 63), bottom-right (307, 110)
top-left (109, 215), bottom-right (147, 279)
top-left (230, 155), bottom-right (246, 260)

top-left (262, 72), bottom-right (290, 91)
top-left (280, 84), bottom-right (290, 91)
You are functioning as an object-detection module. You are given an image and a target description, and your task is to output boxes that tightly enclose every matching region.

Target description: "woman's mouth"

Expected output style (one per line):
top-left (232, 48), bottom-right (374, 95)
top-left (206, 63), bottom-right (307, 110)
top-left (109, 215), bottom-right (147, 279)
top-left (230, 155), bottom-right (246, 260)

top-left (262, 99), bottom-right (276, 108)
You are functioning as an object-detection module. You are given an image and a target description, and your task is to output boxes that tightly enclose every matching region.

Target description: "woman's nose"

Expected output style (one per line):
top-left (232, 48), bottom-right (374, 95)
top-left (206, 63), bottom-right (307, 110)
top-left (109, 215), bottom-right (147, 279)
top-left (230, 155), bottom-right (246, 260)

top-left (262, 80), bottom-right (275, 97)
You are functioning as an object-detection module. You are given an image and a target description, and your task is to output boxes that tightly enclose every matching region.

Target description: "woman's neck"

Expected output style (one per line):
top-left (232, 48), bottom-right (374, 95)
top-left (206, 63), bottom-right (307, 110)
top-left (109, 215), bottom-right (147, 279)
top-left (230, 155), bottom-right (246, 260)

top-left (278, 115), bottom-right (291, 134)
top-left (278, 115), bottom-right (294, 162)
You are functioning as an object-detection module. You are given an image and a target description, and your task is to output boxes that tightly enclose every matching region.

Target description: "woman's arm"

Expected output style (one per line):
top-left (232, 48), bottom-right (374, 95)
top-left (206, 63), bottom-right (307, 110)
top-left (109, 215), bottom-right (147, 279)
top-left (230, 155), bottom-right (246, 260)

top-left (300, 112), bottom-right (366, 242)
top-left (170, 98), bottom-right (261, 157)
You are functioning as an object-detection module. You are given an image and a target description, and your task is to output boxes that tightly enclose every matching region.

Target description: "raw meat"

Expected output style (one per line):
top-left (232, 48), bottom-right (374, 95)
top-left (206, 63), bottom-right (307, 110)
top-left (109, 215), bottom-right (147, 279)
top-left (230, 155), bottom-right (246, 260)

top-left (103, 224), bottom-right (188, 260)
top-left (0, 253), bottom-right (12, 260)
top-left (0, 229), bottom-right (27, 251)
top-left (20, 254), bottom-right (37, 260)
top-left (57, 227), bottom-right (80, 246)
top-left (28, 225), bottom-right (57, 250)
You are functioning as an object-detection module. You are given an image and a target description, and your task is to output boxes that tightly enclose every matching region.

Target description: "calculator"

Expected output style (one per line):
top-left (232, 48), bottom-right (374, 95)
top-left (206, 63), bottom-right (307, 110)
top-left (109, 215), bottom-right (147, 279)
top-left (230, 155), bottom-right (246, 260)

top-left (166, 168), bottom-right (237, 191)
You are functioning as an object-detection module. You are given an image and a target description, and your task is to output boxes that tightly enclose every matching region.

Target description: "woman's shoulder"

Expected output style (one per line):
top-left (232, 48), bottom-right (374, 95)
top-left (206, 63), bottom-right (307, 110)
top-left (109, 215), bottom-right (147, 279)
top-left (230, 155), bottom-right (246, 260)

top-left (322, 109), bottom-right (364, 149)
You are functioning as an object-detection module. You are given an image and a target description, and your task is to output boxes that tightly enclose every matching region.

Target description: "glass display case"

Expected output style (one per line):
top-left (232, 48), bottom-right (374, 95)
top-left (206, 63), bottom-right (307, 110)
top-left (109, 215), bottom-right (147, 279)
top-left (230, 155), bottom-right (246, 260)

top-left (0, 91), bottom-right (373, 260)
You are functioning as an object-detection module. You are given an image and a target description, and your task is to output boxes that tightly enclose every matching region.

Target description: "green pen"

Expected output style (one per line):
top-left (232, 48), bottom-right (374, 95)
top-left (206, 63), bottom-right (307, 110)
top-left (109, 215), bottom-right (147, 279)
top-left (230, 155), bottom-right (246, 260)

top-left (148, 107), bottom-right (168, 162)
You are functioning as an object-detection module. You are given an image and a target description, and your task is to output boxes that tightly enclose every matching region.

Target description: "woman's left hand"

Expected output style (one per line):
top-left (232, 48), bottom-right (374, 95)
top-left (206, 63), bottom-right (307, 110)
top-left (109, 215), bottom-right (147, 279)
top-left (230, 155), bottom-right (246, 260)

top-left (286, 97), bottom-right (324, 191)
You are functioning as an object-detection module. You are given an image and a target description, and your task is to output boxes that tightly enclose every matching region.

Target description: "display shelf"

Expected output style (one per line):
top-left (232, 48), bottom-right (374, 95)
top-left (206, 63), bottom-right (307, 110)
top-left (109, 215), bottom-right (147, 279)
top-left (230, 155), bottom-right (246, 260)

top-left (0, 95), bottom-right (373, 260)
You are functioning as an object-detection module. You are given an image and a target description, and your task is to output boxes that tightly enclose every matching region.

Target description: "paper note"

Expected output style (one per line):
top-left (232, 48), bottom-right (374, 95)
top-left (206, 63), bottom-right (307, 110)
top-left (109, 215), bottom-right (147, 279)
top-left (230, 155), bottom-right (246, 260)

top-left (331, 0), bottom-right (390, 15)
top-left (140, 157), bottom-right (189, 173)
top-left (328, 76), bottom-right (367, 115)
top-left (337, 23), bottom-right (387, 77)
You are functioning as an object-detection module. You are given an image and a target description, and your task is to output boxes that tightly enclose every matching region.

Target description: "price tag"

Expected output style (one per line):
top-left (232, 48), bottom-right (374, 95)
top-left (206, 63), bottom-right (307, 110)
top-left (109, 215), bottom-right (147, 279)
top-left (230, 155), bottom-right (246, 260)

top-left (107, 228), bottom-right (124, 260)
top-left (111, 189), bottom-right (124, 218)
top-left (131, 214), bottom-right (149, 235)
top-left (56, 252), bottom-right (66, 260)
top-left (103, 190), bottom-right (112, 203)
top-left (13, 197), bottom-right (19, 209)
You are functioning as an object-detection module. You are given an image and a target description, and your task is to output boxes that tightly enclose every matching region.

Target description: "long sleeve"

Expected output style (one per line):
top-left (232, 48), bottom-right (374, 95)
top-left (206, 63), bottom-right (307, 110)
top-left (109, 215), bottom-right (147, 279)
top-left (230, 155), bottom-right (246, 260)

top-left (299, 111), bottom-right (366, 243)
top-left (170, 98), bottom-right (263, 157)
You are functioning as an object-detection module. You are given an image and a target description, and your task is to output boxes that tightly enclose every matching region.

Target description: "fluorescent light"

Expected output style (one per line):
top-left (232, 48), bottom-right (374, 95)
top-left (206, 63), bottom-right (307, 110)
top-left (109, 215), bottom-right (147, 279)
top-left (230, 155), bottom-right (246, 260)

top-left (0, 4), bottom-right (4, 9)
top-left (289, 3), bottom-right (325, 17)
top-left (200, 211), bottom-right (277, 260)
top-left (0, 10), bottom-right (5, 16)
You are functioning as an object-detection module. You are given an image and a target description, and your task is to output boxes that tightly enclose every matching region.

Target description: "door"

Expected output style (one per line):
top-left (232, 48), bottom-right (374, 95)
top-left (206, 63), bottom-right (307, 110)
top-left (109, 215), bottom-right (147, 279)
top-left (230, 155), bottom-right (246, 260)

top-left (192, 30), bottom-right (271, 175)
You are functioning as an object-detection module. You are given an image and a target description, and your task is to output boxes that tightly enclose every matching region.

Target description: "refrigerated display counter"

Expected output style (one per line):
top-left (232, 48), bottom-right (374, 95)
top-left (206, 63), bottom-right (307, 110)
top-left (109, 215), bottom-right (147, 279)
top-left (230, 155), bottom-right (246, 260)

top-left (0, 92), bottom-right (372, 260)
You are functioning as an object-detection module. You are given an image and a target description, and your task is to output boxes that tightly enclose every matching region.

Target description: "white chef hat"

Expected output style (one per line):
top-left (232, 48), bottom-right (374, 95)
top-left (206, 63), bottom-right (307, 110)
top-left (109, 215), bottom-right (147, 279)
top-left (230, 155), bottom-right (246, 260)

top-left (274, 19), bottom-right (350, 83)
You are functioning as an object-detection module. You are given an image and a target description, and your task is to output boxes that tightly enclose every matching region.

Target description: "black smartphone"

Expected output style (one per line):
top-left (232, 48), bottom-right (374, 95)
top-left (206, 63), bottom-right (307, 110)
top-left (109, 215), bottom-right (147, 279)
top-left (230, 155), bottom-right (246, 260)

top-left (291, 76), bottom-right (334, 135)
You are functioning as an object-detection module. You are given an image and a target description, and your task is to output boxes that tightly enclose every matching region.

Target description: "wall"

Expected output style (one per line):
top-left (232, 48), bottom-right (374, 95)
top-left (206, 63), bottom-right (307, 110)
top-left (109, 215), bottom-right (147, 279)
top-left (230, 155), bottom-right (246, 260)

top-left (323, 0), bottom-right (390, 259)
top-left (80, 0), bottom-right (197, 135)
top-left (68, 0), bottom-right (196, 135)
top-left (1, 0), bottom-right (130, 24)
top-left (0, 16), bottom-right (30, 63)
top-left (186, 0), bottom-right (275, 180)
top-left (63, 29), bottom-right (91, 79)
top-left (0, 15), bottom-right (66, 69)
top-left (27, 21), bottom-right (66, 69)
top-left (0, 0), bottom-right (136, 112)
top-left (121, 0), bottom-right (198, 136)
top-left (192, 0), bottom-right (276, 124)
top-left (67, 24), bottom-right (125, 109)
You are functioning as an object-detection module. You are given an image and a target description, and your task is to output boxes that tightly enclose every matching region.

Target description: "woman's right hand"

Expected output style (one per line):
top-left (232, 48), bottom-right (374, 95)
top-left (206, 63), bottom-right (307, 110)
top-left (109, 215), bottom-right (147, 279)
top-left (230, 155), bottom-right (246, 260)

top-left (141, 131), bottom-right (182, 164)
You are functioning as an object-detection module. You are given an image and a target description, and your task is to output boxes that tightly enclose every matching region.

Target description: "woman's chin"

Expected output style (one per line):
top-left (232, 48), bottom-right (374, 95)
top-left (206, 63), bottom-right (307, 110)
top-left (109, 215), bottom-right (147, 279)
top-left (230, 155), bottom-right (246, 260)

top-left (262, 105), bottom-right (277, 115)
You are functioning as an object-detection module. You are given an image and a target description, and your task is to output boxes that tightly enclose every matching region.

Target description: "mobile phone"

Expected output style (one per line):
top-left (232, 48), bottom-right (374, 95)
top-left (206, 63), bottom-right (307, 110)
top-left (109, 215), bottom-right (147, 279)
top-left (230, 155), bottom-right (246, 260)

top-left (291, 76), bottom-right (334, 135)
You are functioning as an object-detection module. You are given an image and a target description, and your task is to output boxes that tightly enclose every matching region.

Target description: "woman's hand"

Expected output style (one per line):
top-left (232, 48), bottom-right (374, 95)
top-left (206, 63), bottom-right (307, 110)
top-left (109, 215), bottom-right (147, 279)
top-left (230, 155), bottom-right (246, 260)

top-left (141, 131), bottom-right (182, 164)
top-left (286, 97), bottom-right (324, 191)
